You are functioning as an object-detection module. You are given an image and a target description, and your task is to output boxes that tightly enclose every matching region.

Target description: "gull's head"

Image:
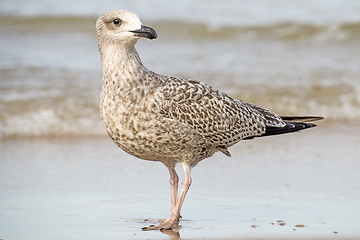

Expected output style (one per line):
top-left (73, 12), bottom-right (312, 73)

top-left (96, 10), bottom-right (157, 49)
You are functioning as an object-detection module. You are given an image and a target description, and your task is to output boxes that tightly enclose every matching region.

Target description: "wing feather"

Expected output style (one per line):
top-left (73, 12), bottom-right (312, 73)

top-left (157, 76), bottom-right (280, 147)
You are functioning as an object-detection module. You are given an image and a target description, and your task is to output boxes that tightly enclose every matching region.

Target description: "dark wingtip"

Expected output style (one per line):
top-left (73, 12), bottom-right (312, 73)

top-left (262, 121), bottom-right (317, 137)
top-left (243, 116), bottom-right (322, 140)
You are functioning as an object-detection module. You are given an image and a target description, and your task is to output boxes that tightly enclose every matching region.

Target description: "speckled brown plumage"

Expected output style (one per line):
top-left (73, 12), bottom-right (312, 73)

top-left (96, 10), bottom-right (322, 231)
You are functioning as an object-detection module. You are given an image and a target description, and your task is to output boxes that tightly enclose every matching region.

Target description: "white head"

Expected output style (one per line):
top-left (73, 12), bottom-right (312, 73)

top-left (96, 10), bottom-right (157, 51)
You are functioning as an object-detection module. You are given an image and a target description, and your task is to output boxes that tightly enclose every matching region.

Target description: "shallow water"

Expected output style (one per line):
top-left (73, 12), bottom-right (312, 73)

top-left (1, 1), bottom-right (360, 138)
top-left (1, 124), bottom-right (360, 239)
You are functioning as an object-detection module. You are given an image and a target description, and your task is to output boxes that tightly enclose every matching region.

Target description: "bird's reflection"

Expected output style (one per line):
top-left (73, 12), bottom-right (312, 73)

top-left (160, 228), bottom-right (180, 239)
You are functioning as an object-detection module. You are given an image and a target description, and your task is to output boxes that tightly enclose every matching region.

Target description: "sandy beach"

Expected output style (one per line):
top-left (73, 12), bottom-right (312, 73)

top-left (1, 122), bottom-right (359, 240)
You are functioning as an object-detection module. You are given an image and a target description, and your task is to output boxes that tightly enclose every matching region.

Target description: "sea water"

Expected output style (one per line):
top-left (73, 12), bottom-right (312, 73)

top-left (1, 0), bottom-right (360, 138)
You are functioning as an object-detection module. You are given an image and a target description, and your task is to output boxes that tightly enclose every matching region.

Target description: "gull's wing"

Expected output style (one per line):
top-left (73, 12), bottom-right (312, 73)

top-left (156, 76), bottom-right (285, 152)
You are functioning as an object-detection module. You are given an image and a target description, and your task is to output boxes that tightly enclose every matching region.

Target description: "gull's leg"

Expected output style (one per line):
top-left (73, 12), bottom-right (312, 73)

top-left (169, 167), bottom-right (179, 213)
top-left (142, 163), bottom-right (192, 231)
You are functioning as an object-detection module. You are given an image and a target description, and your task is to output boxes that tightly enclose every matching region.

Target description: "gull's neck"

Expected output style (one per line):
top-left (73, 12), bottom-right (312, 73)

top-left (100, 44), bottom-right (148, 86)
top-left (99, 42), bottom-right (156, 116)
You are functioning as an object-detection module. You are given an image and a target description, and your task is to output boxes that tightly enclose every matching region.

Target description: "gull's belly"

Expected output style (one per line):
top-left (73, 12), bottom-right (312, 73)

top-left (101, 102), bottom-right (213, 166)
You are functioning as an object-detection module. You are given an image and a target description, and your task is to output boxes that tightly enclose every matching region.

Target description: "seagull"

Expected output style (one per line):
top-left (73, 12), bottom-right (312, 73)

top-left (96, 10), bottom-right (323, 231)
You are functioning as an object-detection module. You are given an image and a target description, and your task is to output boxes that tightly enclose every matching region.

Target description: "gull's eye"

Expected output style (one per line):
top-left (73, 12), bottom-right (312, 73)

top-left (113, 18), bottom-right (121, 25)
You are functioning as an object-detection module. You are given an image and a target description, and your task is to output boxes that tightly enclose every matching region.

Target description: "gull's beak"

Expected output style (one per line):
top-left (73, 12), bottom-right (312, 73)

top-left (131, 25), bottom-right (158, 40)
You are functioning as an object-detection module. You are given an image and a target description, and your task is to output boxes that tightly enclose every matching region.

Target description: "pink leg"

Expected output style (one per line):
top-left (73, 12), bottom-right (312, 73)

top-left (143, 163), bottom-right (192, 231)
top-left (169, 167), bottom-right (179, 213)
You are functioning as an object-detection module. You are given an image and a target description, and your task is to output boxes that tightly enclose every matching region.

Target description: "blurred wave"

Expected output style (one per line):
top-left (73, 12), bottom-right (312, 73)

top-left (1, 67), bottom-right (359, 138)
top-left (1, 83), bottom-right (359, 138)
top-left (154, 21), bottom-right (360, 43)
top-left (2, 15), bottom-right (360, 43)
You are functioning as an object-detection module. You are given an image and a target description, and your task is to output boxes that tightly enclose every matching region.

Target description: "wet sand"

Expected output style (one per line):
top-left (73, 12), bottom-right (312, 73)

top-left (1, 122), bottom-right (359, 240)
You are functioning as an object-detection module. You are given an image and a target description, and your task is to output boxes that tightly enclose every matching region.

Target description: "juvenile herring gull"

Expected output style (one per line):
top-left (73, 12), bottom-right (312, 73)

top-left (96, 10), bottom-right (323, 231)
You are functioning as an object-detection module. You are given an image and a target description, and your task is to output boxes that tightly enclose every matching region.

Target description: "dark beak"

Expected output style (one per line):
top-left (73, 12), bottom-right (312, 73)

top-left (131, 25), bottom-right (158, 40)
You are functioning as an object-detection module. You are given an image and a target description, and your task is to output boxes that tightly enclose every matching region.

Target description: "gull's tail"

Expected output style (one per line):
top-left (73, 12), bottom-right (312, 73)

top-left (261, 116), bottom-right (323, 137)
